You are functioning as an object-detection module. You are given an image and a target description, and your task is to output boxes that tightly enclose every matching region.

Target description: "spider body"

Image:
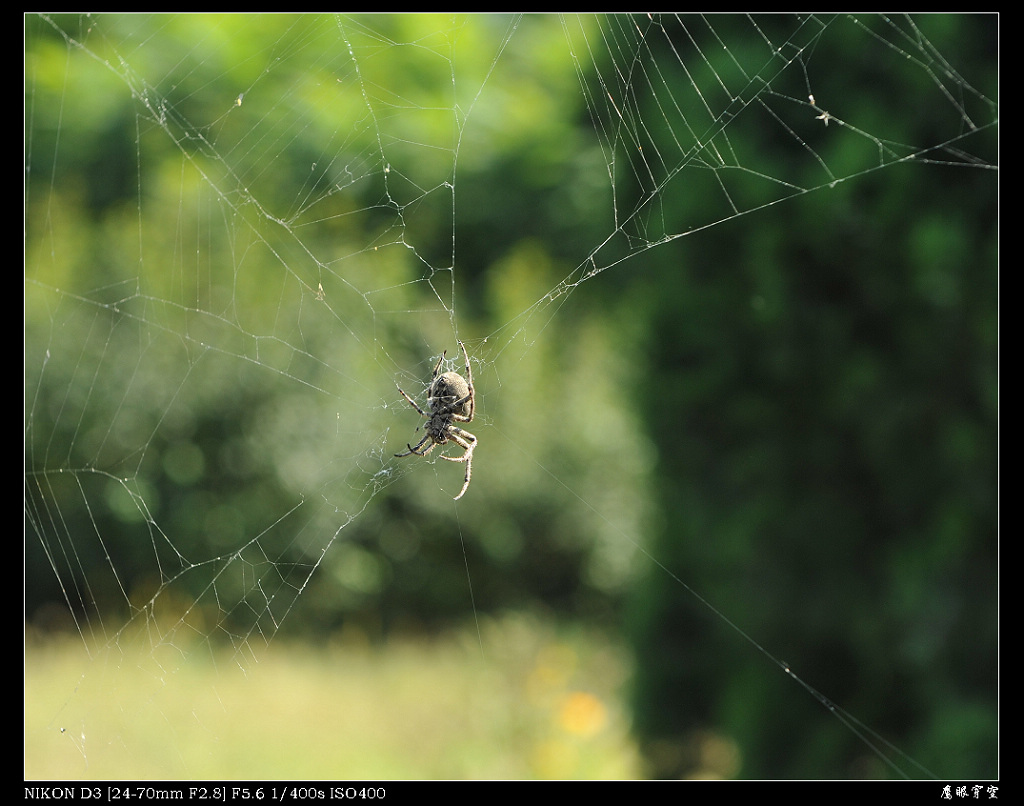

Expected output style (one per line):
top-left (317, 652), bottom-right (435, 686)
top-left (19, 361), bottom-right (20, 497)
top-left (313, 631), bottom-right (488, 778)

top-left (395, 341), bottom-right (477, 500)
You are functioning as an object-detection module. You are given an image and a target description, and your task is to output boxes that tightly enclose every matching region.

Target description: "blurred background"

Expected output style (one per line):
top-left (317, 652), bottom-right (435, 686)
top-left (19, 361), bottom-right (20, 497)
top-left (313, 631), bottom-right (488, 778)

top-left (25, 14), bottom-right (997, 779)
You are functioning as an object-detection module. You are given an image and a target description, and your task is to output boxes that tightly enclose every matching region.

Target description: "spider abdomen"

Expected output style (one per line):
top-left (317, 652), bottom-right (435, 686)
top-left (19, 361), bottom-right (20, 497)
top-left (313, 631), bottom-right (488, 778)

top-left (430, 372), bottom-right (471, 417)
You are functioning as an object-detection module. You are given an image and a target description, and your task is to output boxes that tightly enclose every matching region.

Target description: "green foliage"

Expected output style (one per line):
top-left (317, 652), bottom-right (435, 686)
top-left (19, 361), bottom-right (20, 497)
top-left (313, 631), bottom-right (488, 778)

top-left (25, 13), bottom-right (639, 637)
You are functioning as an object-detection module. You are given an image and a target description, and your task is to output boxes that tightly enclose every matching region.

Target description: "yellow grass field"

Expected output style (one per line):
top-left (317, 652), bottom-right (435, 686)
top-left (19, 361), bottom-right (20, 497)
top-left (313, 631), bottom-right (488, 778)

top-left (26, 614), bottom-right (642, 780)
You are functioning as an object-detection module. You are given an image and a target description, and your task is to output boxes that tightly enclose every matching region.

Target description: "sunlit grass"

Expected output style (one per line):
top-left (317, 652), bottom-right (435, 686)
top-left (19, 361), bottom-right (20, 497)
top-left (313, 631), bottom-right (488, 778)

top-left (26, 613), bottom-right (642, 779)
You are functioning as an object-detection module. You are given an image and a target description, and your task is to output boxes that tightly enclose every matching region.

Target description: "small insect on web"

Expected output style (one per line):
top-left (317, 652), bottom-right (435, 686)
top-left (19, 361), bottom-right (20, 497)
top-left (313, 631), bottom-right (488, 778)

top-left (395, 341), bottom-right (477, 500)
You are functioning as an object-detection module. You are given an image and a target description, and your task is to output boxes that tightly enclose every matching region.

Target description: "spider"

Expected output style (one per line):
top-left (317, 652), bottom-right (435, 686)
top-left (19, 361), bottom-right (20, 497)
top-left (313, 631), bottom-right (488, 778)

top-left (394, 341), bottom-right (477, 500)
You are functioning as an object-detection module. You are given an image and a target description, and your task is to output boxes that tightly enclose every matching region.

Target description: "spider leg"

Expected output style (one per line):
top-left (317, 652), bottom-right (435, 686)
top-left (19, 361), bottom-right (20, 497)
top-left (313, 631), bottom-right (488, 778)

top-left (431, 351), bottom-right (446, 380)
top-left (453, 341), bottom-right (474, 422)
top-left (441, 429), bottom-right (476, 500)
top-left (440, 429), bottom-right (476, 459)
top-left (395, 433), bottom-right (433, 458)
top-left (396, 385), bottom-right (428, 417)
top-left (457, 341), bottom-right (472, 385)
top-left (453, 469), bottom-right (471, 501)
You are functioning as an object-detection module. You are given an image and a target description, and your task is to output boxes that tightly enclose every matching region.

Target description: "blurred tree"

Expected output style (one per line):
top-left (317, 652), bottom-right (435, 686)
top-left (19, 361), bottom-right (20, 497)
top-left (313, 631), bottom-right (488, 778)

top-left (624, 15), bottom-right (997, 779)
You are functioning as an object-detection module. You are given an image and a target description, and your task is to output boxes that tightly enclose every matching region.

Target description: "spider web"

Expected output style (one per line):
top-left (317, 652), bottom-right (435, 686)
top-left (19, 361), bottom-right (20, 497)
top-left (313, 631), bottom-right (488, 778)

top-left (25, 13), bottom-right (997, 780)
